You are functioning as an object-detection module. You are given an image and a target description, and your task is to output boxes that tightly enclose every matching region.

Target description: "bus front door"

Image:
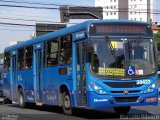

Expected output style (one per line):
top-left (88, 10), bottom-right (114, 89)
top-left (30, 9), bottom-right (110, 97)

top-left (34, 49), bottom-right (42, 104)
top-left (11, 55), bottom-right (18, 102)
top-left (76, 42), bottom-right (87, 106)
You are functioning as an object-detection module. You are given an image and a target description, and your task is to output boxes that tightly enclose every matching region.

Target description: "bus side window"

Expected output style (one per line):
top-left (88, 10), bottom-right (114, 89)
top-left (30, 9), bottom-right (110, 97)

top-left (4, 52), bottom-right (10, 72)
top-left (45, 39), bottom-right (58, 67)
top-left (25, 46), bottom-right (33, 69)
top-left (60, 34), bottom-right (72, 65)
top-left (18, 48), bottom-right (25, 70)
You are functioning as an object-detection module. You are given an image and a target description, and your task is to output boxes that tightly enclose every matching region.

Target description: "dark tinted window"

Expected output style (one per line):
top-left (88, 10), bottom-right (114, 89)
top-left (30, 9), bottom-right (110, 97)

top-left (59, 35), bottom-right (72, 65)
top-left (18, 48), bottom-right (24, 70)
top-left (4, 52), bottom-right (10, 72)
top-left (25, 46), bottom-right (33, 69)
top-left (44, 39), bottom-right (58, 66)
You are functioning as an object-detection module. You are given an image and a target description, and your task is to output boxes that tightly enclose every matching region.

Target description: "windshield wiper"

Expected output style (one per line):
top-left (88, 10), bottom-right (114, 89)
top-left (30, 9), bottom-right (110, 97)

top-left (105, 35), bottom-right (117, 66)
top-left (129, 36), bottom-right (142, 49)
top-left (105, 36), bottom-right (115, 55)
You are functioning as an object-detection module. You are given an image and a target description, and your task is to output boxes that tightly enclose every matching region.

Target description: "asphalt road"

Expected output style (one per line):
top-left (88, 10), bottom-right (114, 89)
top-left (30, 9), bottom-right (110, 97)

top-left (0, 99), bottom-right (160, 120)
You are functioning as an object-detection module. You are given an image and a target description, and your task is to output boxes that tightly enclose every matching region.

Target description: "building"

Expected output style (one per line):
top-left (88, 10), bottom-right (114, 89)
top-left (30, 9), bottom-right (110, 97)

top-left (95, 0), bottom-right (156, 22)
top-left (152, 25), bottom-right (160, 34)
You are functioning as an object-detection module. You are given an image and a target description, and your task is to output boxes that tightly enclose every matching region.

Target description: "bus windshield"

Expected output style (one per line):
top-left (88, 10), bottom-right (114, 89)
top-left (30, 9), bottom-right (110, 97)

top-left (90, 37), bottom-right (156, 78)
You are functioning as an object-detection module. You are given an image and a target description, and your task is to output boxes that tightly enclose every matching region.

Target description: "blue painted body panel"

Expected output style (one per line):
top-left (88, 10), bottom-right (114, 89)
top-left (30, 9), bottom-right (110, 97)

top-left (17, 70), bottom-right (34, 102)
top-left (87, 89), bottom-right (158, 108)
top-left (3, 72), bottom-right (11, 99)
top-left (85, 63), bottom-right (158, 107)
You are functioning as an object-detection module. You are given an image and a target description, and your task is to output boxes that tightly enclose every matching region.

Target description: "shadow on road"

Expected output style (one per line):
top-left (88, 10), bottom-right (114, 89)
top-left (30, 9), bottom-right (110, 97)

top-left (6, 104), bottom-right (153, 119)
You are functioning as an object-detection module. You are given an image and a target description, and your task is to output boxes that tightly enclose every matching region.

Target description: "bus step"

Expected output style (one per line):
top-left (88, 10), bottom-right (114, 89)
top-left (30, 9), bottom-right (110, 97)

top-left (36, 102), bottom-right (43, 106)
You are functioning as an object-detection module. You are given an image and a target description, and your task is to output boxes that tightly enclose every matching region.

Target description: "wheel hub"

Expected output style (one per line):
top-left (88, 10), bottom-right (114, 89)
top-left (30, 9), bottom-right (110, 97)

top-left (64, 96), bottom-right (70, 109)
top-left (20, 95), bottom-right (23, 105)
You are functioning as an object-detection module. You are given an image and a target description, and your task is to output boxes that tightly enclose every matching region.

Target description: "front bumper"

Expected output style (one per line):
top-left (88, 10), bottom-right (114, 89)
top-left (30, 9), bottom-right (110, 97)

top-left (87, 89), bottom-right (158, 108)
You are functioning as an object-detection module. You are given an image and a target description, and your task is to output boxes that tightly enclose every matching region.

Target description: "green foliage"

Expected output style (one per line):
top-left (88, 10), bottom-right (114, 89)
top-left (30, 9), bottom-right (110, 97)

top-left (157, 50), bottom-right (160, 70)
top-left (155, 31), bottom-right (160, 70)
top-left (155, 30), bottom-right (160, 40)
top-left (157, 30), bottom-right (160, 38)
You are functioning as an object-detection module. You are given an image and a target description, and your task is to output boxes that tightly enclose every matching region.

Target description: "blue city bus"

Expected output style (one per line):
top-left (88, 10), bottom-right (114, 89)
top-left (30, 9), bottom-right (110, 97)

top-left (3, 20), bottom-right (159, 115)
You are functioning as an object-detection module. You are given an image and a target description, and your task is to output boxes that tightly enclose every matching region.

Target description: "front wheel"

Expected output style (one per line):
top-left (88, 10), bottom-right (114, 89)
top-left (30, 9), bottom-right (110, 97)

top-left (114, 106), bottom-right (131, 114)
top-left (61, 92), bottom-right (73, 115)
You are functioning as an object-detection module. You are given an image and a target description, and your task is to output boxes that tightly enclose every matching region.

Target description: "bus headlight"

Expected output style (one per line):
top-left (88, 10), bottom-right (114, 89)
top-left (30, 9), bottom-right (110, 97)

top-left (144, 82), bottom-right (158, 93)
top-left (90, 83), bottom-right (107, 94)
top-left (151, 83), bottom-right (156, 89)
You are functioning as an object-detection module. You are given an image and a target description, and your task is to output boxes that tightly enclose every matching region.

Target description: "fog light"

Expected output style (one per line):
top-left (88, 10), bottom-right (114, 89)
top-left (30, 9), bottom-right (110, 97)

top-left (146, 97), bottom-right (157, 102)
top-left (147, 88), bottom-right (153, 93)
top-left (99, 89), bottom-right (103, 94)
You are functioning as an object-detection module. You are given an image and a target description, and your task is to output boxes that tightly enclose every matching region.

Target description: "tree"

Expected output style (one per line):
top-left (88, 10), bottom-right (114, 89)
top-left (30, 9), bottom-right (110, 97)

top-left (155, 30), bottom-right (160, 70)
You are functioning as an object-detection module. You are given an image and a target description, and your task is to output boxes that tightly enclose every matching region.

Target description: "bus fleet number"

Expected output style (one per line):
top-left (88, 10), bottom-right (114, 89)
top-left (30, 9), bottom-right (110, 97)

top-left (136, 80), bottom-right (151, 85)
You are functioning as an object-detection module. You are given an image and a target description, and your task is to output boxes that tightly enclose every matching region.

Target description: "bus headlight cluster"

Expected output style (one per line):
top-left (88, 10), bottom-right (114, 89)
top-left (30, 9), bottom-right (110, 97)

top-left (144, 82), bottom-right (158, 93)
top-left (151, 83), bottom-right (156, 89)
top-left (90, 83), bottom-right (107, 94)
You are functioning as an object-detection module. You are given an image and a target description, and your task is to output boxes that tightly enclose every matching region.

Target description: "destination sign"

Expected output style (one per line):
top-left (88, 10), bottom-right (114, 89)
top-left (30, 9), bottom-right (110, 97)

top-left (89, 22), bottom-right (153, 36)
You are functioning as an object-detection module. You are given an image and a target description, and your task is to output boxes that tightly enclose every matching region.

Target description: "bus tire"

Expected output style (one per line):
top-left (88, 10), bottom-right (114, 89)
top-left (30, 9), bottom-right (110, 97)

top-left (5, 98), bottom-right (12, 104)
top-left (114, 106), bottom-right (130, 114)
top-left (18, 88), bottom-right (26, 108)
top-left (61, 91), bottom-right (72, 115)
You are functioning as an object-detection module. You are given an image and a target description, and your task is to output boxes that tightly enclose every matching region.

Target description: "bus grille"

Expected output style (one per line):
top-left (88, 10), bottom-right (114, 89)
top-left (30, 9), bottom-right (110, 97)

top-left (104, 82), bottom-right (142, 88)
top-left (110, 90), bottom-right (141, 94)
top-left (114, 97), bottom-right (139, 103)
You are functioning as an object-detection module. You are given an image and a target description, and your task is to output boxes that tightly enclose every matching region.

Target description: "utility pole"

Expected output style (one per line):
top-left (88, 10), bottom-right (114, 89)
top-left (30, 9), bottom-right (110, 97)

top-left (147, 0), bottom-right (151, 23)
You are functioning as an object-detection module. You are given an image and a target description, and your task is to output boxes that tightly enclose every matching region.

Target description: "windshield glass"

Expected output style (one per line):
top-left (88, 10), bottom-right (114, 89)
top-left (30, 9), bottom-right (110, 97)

top-left (90, 37), bottom-right (156, 78)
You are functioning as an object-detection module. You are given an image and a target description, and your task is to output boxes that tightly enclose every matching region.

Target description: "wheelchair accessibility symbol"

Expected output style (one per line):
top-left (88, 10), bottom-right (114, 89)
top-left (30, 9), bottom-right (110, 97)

top-left (127, 66), bottom-right (135, 76)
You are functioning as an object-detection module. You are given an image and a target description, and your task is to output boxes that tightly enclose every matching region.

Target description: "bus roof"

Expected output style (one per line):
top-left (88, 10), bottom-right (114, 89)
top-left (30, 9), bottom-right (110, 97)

top-left (4, 19), bottom-right (150, 52)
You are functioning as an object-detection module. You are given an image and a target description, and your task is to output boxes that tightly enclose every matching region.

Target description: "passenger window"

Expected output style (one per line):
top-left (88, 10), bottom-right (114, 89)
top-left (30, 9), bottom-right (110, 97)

top-left (25, 46), bottom-right (33, 69)
top-left (60, 35), bottom-right (72, 65)
top-left (45, 39), bottom-right (58, 66)
top-left (18, 48), bottom-right (25, 70)
top-left (4, 52), bottom-right (10, 72)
